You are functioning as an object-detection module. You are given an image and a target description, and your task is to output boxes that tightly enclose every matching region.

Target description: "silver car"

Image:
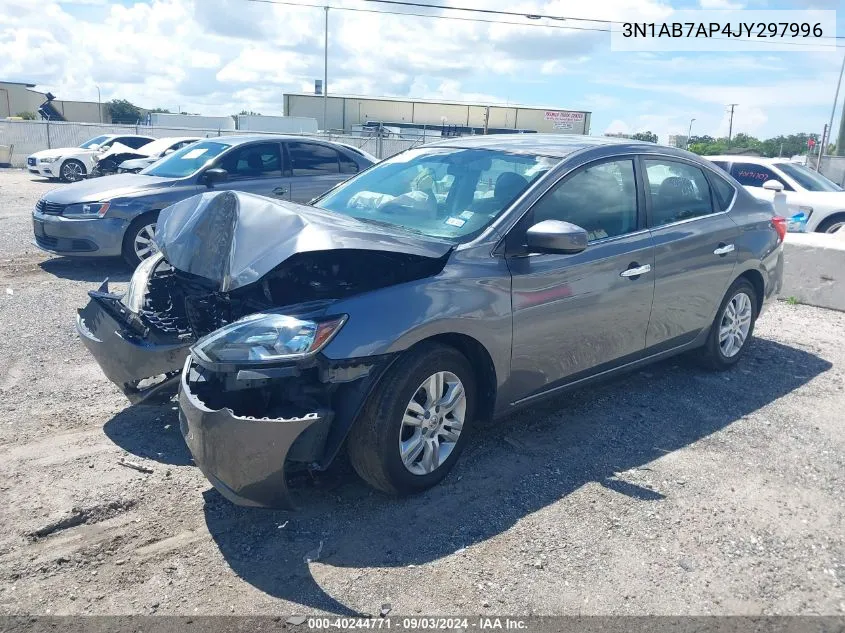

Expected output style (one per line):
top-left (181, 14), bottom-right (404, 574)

top-left (77, 134), bottom-right (785, 508)
top-left (32, 135), bottom-right (375, 266)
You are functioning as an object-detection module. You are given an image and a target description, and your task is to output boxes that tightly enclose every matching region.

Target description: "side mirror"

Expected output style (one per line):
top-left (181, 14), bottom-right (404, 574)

top-left (88, 144), bottom-right (100, 151)
top-left (525, 220), bottom-right (588, 254)
top-left (762, 179), bottom-right (784, 192)
top-left (201, 167), bottom-right (228, 187)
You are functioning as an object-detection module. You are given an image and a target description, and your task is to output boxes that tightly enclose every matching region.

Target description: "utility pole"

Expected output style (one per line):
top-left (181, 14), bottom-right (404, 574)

top-left (96, 85), bottom-right (101, 123)
top-left (686, 118), bottom-right (695, 149)
top-left (323, 6), bottom-right (329, 132)
top-left (483, 106), bottom-right (490, 135)
top-left (727, 104), bottom-right (738, 147)
top-left (816, 125), bottom-right (827, 171)
top-left (827, 49), bottom-right (845, 156)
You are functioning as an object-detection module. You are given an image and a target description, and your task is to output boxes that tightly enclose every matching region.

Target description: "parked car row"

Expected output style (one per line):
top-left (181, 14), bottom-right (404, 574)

top-left (705, 155), bottom-right (845, 234)
top-left (31, 134), bottom-right (377, 265)
top-left (71, 134), bottom-right (785, 509)
top-left (27, 134), bottom-right (155, 182)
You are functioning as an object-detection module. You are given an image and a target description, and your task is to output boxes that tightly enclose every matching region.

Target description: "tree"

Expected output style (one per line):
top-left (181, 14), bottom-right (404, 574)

top-left (14, 111), bottom-right (37, 120)
top-left (149, 107), bottom-right (171, 113)
top-left (237, 110), bottom-right (262, 116)
top-left (631, 131), bottom-right (658, 143)
top-left (107, 98), bottom-right (142, 124)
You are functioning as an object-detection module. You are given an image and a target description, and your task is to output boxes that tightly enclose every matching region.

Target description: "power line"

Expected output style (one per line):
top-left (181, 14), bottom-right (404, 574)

top-left (360, 0), bottom-right (845, 40)
top-left (244, 0), bottom-right (843, 46)
top-left (244, 0), bottom-right (610, 32)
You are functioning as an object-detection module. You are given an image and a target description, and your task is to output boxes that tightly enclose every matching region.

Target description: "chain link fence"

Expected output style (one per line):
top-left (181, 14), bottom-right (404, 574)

top-left (0, 120), bottom-right (424, 168)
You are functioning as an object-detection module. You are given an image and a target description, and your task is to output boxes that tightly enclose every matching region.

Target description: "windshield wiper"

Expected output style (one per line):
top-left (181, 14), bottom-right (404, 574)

top-left (354, 216), bottom-right (430, 237)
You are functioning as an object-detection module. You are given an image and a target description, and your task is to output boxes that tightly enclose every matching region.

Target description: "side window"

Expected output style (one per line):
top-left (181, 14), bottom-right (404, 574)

top-left (338, 152), bottom-right (359, 175)
top-left (730, 163), bottom-right (789, 190)
top-left (120, 137), bottom-right (153, 149)
top-left (218, 143), bottom-right (282, 179)
top-left (289, 142), bottom-right (340, 176)
top-left (644, 159), bottom-right (714, 227)
top-left (709, 171), bottom-right (737, 211)
top-left (530, 159), bottom-right (638, 241)
top-left (709, 160), bottom-right (729, 171)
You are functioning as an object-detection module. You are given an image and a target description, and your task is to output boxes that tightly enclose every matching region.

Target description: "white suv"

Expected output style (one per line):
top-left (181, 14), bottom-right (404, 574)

top-left (27, 134), bottom-right (154, 182)
top-left (705, 155), bottom-right (845, 233)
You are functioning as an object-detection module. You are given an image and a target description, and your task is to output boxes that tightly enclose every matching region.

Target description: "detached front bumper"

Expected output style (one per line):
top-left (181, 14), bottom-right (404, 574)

top-left (76, 282), bottom-right (190, 403)
top-left (178, 358), bottom-right (328, 509)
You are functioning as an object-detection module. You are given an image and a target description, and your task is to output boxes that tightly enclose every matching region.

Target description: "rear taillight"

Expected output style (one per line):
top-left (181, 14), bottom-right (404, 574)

top-left (772, 216), bottom-right (787, 242)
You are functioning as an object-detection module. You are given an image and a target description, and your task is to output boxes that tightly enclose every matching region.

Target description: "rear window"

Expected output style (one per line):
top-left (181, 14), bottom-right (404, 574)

top-left (709, 171), bottom-right (737, 211)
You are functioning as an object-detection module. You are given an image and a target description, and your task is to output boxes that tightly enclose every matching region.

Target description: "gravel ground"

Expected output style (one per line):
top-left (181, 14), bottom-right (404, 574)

top-left (0, 168), bottom-right (843, 617)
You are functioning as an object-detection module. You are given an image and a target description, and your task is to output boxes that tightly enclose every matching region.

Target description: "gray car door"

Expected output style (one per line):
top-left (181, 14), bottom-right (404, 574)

top-left (641, 156), bottom-right (739, 349)
top-left (507, 157), bottom-right (655, 399)
top-left (285, 141), bottom-right (353, 203)
top-left (214, 141), bottom-right (292, 201)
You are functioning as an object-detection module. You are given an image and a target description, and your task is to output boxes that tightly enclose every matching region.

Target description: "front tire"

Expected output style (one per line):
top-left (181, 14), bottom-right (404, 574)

top-left (698, 278), bottom-right (758, 370)
top-left (348, 343), bottom-right (476, 496)
top-left (122, 212), bottom-right (159, 268)
top-left (59, 159), bottom-right (86, 183)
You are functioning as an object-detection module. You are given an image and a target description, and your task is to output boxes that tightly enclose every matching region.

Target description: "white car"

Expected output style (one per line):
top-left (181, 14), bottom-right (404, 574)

top-left (706, 155), bottom-right (845, 233)
top-left (27, 134), bottom-right (155, 183)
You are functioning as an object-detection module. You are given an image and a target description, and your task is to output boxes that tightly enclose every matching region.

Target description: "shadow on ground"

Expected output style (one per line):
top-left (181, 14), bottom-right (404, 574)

top-left (106, 338), bottom-right (831, 615)
top-left (39, 256), bottom-right (131, 283)
top-left (103, 403), bottom-right (191, 466)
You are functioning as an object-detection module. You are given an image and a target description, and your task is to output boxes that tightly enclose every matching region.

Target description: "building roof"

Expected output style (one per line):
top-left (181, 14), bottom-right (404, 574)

top-left (426, 133), bottom-right (651, 157)
top-left (0, 80), bottom-right (37, 88)
top-left (285, 92), bottom-right (590, 113)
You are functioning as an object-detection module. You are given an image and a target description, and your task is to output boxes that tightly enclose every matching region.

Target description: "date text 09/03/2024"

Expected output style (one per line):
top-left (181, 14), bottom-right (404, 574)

top-left (306, 617), bottom-right (528, 629)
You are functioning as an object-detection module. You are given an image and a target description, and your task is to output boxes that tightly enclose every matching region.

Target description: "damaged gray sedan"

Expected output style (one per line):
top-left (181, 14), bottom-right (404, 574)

top-left (77, 135), bottom-right (784, 508)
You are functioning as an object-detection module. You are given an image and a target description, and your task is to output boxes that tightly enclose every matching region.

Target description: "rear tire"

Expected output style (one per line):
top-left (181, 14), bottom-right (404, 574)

top-left (122, 212), bottom-right (159, 269)
top-left (59, 159), bottom-right (86, 183)
top-left (816, 213), bottom-right (845, 234)
top-left (348, 343), bottom-right (476, 496)
top-left (698, 278), bottom-right (758, 370)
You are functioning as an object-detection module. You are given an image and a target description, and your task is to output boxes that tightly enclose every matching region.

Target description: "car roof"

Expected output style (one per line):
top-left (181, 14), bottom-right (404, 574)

top-left (423, 133), bottom-right (665, 158)
top-left (705, 155), bottom-right (785, 165)
top-left (197, 134), bottom-right (349, 147)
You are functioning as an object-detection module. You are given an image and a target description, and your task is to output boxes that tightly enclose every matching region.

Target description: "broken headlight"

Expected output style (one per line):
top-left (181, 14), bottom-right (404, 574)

top-left (192, 313), bottom-right (347, 364)
top-left (124, 252), bottom-right (164, 312)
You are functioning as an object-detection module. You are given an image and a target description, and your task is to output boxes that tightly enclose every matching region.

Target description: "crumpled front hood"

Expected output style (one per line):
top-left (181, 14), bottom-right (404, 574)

top-left (155, 190), bottom-right (454, 292)
top-left (96, 141), bottom-right (148, 161)
top-left (43, 173), bottom-right (177, 204)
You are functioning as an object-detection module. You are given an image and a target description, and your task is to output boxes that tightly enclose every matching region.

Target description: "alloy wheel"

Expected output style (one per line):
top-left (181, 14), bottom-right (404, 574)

top-left (399, 371), bottom-right (466, 475)
top-left (133, 223), bottom-right (158, 261)
top-left (62, 162), bottom-right (84, 182)
top-left (719, 291), bottom-right (752, 358)
top-left (824, 221), bottom-right (844, 234)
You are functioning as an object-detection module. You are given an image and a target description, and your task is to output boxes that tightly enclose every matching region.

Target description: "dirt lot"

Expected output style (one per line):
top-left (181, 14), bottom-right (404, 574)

top-left (0, 168), bottom-right (843, 617)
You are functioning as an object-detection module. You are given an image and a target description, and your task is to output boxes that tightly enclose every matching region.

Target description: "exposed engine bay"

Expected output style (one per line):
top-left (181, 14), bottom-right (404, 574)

top-left (136, 248), bottom-right (447, 342)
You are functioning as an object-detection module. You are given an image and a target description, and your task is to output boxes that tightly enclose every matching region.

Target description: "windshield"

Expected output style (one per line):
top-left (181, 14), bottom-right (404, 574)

top-left (774, 163), bottom-right (842, 192)
top-left (137, 138), bottom-right (190, 156)
top-left (79, 135), bottom-right (111, 149)
top-left (142, 140), bottom-right (229, 178)
top-left (315, 147), bottom-right (558, 240)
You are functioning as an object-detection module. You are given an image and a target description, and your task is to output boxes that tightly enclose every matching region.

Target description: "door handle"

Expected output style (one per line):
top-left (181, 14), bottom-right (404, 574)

top-left (713, 243), bottom-right (735, 256)
top-left (620, 264), bottom-right (651, 278)
top-left (272, 187), bottom-right (288, 196)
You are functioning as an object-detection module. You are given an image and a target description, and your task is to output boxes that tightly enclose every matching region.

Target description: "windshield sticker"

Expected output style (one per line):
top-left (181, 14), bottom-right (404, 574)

top-left (459, 210), bottom-right (474, 220)
top-left (445, 217), bottom-right (466, 228)
top-left (181, 148), bottom-right (208, 160)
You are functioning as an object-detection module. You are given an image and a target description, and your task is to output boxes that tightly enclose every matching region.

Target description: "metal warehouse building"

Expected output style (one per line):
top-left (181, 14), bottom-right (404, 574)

top-left (283, 93), bottom-right (591, 135)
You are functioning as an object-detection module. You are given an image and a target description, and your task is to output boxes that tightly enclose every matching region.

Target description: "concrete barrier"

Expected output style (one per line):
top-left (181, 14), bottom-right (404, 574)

top-left (780, 230), bottom-right (845, 311)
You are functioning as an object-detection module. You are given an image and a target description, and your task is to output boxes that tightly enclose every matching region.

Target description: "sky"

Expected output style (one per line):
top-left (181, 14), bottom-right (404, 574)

top-left (1, 0), bottom-right (843, 143)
